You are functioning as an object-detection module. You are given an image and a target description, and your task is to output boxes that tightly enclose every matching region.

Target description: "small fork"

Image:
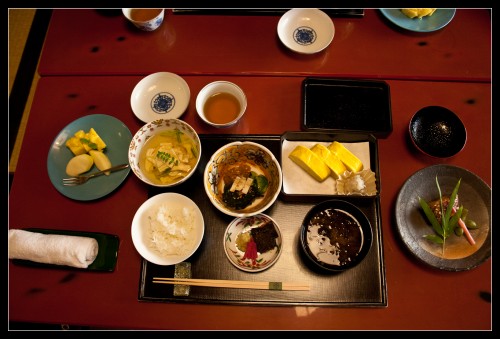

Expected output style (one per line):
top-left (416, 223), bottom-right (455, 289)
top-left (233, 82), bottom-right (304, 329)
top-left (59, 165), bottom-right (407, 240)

top-left (62, 163), bottom-right (130, 186)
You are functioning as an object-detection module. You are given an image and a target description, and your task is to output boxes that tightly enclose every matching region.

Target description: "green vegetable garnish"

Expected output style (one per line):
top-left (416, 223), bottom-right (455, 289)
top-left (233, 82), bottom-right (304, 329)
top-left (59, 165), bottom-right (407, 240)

top-left (79, 138), bottom-right (98, 150)
top-left (157, 151), bottom-right (176, 165)
top-left (419, 176), bottom-right (461, 255)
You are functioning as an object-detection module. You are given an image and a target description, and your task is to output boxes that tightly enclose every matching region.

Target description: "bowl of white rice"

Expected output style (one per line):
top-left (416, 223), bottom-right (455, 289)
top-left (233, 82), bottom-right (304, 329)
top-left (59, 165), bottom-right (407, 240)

top-left (131, 192), bottom-right (204, 265)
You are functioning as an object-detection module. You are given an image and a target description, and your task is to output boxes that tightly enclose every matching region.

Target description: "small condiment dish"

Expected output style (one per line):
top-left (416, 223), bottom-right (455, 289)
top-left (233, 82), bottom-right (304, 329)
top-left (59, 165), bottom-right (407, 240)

top-left (130, 72), bottom-right (190, 123)
top-left (223, 213), bottom-right (282, 272)
top-left (195, 81), bottom-right (247, 128)
top-left (409, 106), bottom-right (467, 158)
top-left (277, 8), bottom-right (335, 54)
top-left (300, 199), bottom-right (372, 272)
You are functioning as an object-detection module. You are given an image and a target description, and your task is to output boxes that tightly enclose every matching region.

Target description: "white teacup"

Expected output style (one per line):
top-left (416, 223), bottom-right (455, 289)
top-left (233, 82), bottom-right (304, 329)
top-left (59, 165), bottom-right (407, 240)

top-left (122, 8), bottom-right (164, 32)
top-left (196, 81), bottom-right (247, 128)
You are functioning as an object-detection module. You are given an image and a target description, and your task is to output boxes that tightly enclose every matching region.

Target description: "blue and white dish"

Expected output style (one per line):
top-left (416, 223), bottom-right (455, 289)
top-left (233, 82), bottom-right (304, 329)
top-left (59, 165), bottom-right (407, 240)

top-left (130, 72), bottom-right (190, 123)
top-left (380, 9), bottom-right (456, 32)
top-left (277, 8), bottom-right (335, 54)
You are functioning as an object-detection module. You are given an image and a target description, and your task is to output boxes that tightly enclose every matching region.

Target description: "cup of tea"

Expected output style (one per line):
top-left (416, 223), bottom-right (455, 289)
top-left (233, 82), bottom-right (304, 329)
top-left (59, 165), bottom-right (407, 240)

top-left (196, 81), bottom-right (247, 128)
top-left (122, 8), bottom-right (165, 31)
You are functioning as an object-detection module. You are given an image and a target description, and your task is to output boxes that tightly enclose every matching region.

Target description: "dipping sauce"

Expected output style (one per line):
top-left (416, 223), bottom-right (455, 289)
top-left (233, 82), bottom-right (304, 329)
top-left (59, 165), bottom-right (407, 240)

top-left (203, 92), bottom-right (241, 124)
top-left (306, 208), bottom-right (364, 266)
top-left (130, 8), bottom-right (162, 21)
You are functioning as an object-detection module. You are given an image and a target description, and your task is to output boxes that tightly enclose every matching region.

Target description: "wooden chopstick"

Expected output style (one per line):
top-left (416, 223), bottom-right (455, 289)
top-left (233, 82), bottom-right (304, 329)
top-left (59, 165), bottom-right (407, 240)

top-left (153, 277), bottom-right (310, 291)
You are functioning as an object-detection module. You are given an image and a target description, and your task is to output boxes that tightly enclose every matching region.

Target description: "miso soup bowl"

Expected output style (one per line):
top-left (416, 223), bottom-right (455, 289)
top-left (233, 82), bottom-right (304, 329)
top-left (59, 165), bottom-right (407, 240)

top-left (128, 119), bottom-right (202, 187)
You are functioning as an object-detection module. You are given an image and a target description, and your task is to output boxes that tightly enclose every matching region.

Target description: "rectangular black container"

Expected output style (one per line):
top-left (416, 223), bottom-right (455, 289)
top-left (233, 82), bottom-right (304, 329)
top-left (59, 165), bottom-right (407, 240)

top-left (302, 78), bottom-right (393, 138)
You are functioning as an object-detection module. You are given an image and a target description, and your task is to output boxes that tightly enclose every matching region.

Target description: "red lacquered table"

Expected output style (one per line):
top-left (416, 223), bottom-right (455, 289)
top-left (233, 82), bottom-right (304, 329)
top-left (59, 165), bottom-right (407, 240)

top-left (38, 9), bottom-right (491, 81)
top-left (9, 9), bottom-right (491, 330)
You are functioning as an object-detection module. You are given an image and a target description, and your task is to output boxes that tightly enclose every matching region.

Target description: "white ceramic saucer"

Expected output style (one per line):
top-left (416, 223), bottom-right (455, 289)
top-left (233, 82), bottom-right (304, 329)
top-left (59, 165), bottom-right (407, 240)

top-left (277, 8), bottom-right (335, 54)
top-left (130, 72), bottom-right (190, 123)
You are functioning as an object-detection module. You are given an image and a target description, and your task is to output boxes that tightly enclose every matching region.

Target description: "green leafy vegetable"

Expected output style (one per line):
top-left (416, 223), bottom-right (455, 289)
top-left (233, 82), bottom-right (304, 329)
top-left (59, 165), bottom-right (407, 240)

top-left (156, 151), bottom-right (178, 165)
top-left (419, 176), bottom-right (461, 255)
top-left (79, 138), bottom-right (98, 150)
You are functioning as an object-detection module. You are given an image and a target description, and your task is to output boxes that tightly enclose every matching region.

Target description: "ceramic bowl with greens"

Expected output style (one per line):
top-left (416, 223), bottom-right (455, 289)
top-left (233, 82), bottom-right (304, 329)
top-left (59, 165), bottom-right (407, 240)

top-left (204, 141), bottom-right (282, 218)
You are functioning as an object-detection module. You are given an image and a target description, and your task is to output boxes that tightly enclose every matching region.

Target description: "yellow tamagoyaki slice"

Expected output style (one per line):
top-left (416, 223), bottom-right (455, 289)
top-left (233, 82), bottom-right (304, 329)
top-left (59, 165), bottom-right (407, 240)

top-left (289, 145), bottom-right (331, 182)
top-left (327, 141), bottom-right (364, 173)
top-left (310, 144), bottom-right (347, 179)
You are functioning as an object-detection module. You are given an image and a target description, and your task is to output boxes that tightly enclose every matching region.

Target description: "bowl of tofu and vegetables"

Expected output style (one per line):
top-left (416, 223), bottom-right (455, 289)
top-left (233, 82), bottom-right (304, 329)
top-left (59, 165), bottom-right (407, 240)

top-left (128, 118), bottom-right (201, 188)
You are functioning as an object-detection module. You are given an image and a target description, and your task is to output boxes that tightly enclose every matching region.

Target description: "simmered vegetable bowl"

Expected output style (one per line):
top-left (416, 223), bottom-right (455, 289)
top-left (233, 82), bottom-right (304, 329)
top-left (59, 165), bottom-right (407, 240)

top-left (205, 141), bottom-right (282, 218)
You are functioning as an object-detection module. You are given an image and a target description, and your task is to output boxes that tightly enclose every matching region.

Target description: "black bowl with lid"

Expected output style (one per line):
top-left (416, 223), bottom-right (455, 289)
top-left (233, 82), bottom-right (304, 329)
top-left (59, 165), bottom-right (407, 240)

top-left (409, 106), bottom-right (467, 158)
top-left (300, 199), bottom-right (373, 272)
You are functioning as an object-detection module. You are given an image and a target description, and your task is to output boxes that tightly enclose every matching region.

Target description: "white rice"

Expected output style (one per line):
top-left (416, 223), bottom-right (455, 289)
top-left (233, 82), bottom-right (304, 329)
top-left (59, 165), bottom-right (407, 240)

top-left (148, 203), bottom-right (196, 256)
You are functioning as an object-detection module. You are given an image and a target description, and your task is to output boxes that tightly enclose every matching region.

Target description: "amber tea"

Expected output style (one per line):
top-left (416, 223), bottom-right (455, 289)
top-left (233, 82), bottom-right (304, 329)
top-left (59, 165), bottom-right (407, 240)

top-left (130, 8), bottom-right (163, 22)
top-left (203, 92), bottom-right (241, 124)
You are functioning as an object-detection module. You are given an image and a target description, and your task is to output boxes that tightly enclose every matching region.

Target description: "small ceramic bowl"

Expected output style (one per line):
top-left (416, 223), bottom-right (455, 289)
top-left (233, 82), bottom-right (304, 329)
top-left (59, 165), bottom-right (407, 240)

top-left (204, 141), bottom-right (282, 217)
top-left (223, 213), bottom-right (282, 272)
top-left (409, 106), bottom-right (467, 158)
top-left (300, 199), bottom-right (372, 272)
top-left (196, 81), bottom-right (247, 128)
top-left (130, 72), bottom-right (190, 123)
top-left (277, 8), bottom-right (335, 54)
top-left (128, 118), bottom-right (201, 187)
top-left (122, 8), bottom-right (165, 31)
top-left (131, 192), bottom-right (204, 266)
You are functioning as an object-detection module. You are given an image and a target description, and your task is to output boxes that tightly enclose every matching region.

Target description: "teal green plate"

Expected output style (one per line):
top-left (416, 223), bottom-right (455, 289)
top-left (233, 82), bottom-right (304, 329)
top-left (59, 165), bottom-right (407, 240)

top-left (12, 228), bottom-right (120, 271)
top-left (47, 114), bottom-right (132, 201)
top-left (380, 9), bottom-right (456, 32)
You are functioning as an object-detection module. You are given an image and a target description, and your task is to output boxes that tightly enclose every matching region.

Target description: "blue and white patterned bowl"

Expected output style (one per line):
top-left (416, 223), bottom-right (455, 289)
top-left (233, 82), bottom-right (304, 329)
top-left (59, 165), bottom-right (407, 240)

top-left (122, 8), bottom-right (165, 32)
top-left (131, 72), bottom-right (190, 123)
top-left (277, 8), bottom-right (335, 54)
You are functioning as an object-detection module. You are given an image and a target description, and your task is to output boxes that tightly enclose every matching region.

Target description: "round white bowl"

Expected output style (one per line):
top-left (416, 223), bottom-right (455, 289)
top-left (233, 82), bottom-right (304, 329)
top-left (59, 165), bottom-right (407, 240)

top-left (223, 213), bottom-right (282, 272)
top-left (277, 8), bottom-right (335, 54)
top-left (195, 81), bottom-right (247, 128)
top-left (204, 141), bottom-right (282, 218)
top-left (128, 118), bottom-right (201, 187)
top-left (131, 72), bottom-right (190, 123)
top-left (131, 192), bottom-right (204, 266)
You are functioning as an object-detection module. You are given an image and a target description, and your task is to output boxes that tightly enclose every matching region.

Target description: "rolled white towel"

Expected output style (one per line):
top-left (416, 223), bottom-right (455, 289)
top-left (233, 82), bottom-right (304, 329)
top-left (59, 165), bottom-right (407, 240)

top-left (8, 229), bottom-right (99, 268)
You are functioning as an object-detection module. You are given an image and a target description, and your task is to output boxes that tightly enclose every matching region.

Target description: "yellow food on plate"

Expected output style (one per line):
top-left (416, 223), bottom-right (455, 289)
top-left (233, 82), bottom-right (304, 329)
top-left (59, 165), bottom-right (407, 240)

top-left (289, 145), bottom-right (331, 182)
top-left (401, 8), bottom-right (437, 19)
top-left (65, 128), bottom-right (107, 156)
top-left (310, 144), bottom-right (347, 179)
top-left (66, 154), bottom-right (94, 176)
top-left (89, 150), bottom-right (112, 175)
top-left (327, 141), bottom-right (364, 173)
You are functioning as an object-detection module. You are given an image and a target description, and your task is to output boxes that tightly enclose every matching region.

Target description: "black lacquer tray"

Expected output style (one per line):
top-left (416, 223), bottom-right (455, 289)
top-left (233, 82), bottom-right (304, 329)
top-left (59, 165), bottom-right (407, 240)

top-left (302, 78), bottom-right (393, 138)
top-left (138, 135), bottom-right (387, 307)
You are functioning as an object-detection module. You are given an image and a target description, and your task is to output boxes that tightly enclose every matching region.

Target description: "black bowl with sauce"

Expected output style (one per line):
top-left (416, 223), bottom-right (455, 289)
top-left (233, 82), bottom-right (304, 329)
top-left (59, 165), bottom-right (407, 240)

top-left (300, 199), bottom-right (373, 272)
